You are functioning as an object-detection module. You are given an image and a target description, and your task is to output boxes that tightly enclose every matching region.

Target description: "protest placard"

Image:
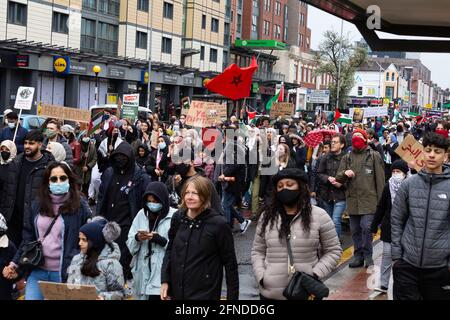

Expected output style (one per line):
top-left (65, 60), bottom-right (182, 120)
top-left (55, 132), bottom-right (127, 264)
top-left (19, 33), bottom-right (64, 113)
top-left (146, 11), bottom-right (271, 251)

top-left (349, 107), bottom-right (388, 119)
top-left (395, 134), bottom-right (424, 172)
top-left (186, 101), bottom-right (225, 128)
top-left (40, 104), bottom-right (91, 123)
top-left (38, 281), bottom-right (98, 300)
top-left (269, 102), bottom-right (294, 118)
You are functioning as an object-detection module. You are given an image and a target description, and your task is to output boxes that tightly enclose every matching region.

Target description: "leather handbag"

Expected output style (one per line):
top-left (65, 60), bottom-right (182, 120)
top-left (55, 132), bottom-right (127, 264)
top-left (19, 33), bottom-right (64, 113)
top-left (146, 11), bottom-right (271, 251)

top-left (18, 214), bottom-right (60, 268)
top-left (282, 233), bottom-right (330, 300)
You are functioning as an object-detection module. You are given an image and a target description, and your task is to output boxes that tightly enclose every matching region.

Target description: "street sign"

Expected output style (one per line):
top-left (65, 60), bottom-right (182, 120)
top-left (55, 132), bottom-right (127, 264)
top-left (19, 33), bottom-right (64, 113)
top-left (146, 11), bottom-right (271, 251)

top-left (234, 39), bottom-right (287, 50)
top-left (14, 86), bottom-right (35, 110)
top-left (306, 89), bottom-right (330, 104)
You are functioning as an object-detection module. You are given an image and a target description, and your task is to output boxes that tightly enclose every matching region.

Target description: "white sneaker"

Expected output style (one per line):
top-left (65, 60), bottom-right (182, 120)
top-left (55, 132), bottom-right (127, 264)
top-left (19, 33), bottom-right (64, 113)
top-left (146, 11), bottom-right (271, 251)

top-left (240, 219), bottom-right (251, 234)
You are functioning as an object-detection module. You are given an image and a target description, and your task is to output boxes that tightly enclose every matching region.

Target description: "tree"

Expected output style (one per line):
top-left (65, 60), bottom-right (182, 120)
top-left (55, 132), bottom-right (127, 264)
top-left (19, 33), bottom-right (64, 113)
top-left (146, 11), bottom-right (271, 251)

top-left (314, 30), bottom-right (367, 110)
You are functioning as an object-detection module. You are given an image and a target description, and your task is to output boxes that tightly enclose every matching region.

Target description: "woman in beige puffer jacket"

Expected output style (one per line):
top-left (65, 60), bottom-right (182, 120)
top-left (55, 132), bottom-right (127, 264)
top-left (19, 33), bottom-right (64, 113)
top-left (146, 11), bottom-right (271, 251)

top-left (251, 168), bottom-right (342, 300)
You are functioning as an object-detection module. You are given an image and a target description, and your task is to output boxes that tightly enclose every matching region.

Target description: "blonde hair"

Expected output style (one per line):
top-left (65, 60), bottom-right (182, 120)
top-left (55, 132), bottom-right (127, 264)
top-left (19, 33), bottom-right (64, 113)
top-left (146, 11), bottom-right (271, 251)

top-left (180, 175), bottom-right (212, 212)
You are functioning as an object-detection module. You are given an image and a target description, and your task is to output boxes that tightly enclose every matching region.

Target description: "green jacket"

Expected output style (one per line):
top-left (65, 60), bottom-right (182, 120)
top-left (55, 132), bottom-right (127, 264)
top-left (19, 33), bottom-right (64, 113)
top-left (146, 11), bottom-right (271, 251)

top-left (336, 147), bottom-right (385, 215)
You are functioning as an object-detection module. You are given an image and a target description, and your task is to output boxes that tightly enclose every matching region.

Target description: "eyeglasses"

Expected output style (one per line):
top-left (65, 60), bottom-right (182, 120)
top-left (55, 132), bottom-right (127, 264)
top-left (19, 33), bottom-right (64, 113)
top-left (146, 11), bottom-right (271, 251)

top-left (49, 175), bottom-right (68, 183)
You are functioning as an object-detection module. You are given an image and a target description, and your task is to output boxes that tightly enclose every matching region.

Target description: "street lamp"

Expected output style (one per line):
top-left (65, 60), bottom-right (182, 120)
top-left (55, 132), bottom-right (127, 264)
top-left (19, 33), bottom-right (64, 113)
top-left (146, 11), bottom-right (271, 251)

top-left (374, 61), bottom-right (385, 103)
top-left (93, 65), bottom-right (102, 106)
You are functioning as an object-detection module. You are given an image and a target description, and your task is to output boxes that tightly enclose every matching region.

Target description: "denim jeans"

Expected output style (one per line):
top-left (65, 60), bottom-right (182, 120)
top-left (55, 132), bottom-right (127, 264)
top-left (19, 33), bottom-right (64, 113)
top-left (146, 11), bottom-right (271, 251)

top-left (222, 186), bottom-right (245, 226)
top-left (380, 242), bottom-right (392, 289)
top-left (25, 268), bottom-right (61, 300)
top-left (320, 200), bottom-right (346, 237)
top-left (349, 214), bottom-right (374, 258)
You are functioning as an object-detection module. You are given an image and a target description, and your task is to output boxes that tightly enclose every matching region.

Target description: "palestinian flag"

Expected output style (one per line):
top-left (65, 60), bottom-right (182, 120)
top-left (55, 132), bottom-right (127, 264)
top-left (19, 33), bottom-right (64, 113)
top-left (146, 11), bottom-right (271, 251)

top-left (333, 108), bottom-right (342, 122)
top-left (336, 113), bottom-right (352, 124)
top-left (266, 84), bottom-right (283, 111)
top-left (88, 108), bottom-right (103, 135)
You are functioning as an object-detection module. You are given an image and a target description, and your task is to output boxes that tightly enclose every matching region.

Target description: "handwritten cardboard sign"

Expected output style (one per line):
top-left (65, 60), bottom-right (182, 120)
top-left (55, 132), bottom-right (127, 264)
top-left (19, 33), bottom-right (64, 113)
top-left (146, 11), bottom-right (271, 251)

top-left (186, 101), bottom-right (226, 128)
top-left (38, 281), bottom-right (98, 300)
top-left (270, 102), bottom-right (294, 118)
top-left (40, 104), bottom-right (91, 123)
top-left (395, 134), bottom-right (424, 171)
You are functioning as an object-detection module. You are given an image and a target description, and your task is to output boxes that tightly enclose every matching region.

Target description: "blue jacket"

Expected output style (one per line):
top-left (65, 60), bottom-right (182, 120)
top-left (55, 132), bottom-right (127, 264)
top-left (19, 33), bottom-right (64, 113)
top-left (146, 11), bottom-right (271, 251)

top-left (13, 198), bottom-right (92, 282)
top-left (0, 125), bottom-right (28, 153)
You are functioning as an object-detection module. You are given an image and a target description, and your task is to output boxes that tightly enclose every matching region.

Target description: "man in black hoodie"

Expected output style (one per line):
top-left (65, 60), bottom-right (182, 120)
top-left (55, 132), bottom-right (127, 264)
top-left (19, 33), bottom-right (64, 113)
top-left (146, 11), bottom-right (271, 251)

top-left (96, 142), bottom-right (150, 278)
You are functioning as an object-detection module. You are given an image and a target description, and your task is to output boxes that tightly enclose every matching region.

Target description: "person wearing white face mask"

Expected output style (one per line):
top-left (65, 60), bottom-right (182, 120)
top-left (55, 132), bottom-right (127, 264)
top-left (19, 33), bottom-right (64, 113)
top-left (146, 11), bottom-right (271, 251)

top-left (127, 182), bottom-right (175, 300)
top-left (147, 135), bottom-right (171, 182)
top-left (370, 159), bottom-right (409, 294)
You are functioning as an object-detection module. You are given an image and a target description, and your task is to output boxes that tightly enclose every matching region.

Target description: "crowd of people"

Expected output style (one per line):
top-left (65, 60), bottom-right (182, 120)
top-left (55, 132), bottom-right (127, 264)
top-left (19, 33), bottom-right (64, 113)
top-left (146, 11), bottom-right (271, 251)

top-left (0, 106), bottom-right (448, 300)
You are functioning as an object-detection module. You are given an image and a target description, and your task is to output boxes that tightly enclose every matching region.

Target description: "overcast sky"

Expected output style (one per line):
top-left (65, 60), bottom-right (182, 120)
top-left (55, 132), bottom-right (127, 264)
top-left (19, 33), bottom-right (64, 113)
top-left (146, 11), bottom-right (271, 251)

top-left (307, 6), bottom-right (450, 90)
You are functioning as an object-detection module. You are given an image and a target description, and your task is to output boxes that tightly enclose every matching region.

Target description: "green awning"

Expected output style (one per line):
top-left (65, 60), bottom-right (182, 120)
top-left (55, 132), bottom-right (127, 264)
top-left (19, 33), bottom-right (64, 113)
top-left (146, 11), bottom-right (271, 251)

top-left (408, 112), bottom-right (420, 116)
top-left (234, 40), bottom-right (288, 50)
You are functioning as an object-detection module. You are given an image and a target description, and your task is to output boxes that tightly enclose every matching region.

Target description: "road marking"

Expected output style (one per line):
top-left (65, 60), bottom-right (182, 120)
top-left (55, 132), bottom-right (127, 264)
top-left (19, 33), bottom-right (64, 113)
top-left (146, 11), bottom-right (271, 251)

top-left (338, 231), bottom-right (380, 266)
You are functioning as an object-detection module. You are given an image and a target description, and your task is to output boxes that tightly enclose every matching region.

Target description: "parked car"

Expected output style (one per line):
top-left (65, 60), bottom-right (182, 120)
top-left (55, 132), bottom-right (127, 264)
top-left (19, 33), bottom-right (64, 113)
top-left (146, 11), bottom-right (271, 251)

top-left (0, 114), bottom-right (46, 130)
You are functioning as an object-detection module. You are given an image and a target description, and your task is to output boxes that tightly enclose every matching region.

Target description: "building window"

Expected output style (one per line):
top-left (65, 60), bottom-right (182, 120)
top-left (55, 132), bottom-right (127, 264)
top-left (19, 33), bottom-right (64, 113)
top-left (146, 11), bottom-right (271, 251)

top-left (7, 1), bottom-right (27, 26)
top-left (97, 22), bottom-right (118, 55)
top-left (263, 20), bottom-right (270, 35)
top-left (163, 2), bottom-right (173, 19)
top-left (284, 5), bottom-right (288, 21)
top-left (81, 18), bottom-right (96, 51)
top-left (264, 0), bottom-right (271, 12)
top-left (253, 0), bottom-right (258, 8)
top-left (136, 31), bottom-right (147, 49)
top-left (162, 37), bottom-right (172, 54)
top-left (284, 27), bottom-right (288, 41)
top-left (213, 0), bottom-right (220, 2)
top-left (211, 18), bottom-right (219, 32)
top-left (392, 73), bottom-right (395, 81)
top-left (82, 0), bottom-right (97, 10)
top-left (251, 15), bottom-right (257, 32)
top-left (358, 86), bottom-right (363, 96)
top-left (210, 48), bottom-right (218, 63)
top-left (386, 72), bottom-right (390, 81)
top-left (237, 14), bottom-right (242, 33)
top-left (52, 12), bottom-right (69, 34)
top-left (238, 0), bottom-right (243, 10)
top-left (306, 36), bottom-right (310, 48)
top-left (275, 1), bottom-right (281, 15)
top-left (202, 14), bottom-right (206, 29)
top-left (300, 34), bottom-right (304, 47)
top-left (200, 46), bottom-right (205, 61)
top-left (273, 25), bottom-right (281, 39)
top-left (98, 0), bottom-right (120, 16)
top-left (137, 0), bottom-right (149, 12)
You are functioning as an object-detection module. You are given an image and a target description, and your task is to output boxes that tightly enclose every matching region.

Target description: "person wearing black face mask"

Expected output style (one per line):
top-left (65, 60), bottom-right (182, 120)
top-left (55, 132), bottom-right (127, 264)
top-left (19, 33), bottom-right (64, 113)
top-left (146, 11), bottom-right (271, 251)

top-left (0, 140), bottom-right (17, 208)
top-left (251, 168), bottom-right (342, 300)
top-left (96, 142), bottom-right (150, 280)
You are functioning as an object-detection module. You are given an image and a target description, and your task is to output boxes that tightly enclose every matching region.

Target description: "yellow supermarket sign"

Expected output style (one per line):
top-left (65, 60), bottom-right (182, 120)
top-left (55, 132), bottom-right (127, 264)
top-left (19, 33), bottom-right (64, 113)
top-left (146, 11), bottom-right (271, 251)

top-left (53, 56), bottom-right (70, 74)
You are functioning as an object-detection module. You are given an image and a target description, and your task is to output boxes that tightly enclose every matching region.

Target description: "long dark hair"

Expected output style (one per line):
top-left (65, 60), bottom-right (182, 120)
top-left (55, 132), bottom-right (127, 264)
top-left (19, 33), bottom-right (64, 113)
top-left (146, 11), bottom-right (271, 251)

top-left (258, 179), bottom-right (312, 240)
top-left (81, 240), bottom-right (101, 278)
top-left (38, 161), bottom-right (81, 217)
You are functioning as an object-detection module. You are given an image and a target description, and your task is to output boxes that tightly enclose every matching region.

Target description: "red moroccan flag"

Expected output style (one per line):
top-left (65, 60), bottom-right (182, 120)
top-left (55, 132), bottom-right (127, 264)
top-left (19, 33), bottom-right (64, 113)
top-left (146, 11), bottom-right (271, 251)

top-left (205, 56), bottom-right (258, 100)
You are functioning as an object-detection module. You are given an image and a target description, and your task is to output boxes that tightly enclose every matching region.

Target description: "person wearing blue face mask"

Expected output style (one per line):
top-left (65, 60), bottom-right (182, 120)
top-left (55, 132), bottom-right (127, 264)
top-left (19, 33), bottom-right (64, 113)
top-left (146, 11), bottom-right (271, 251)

top-left (127, 181), bottom-right (175, 300)
top-left (0, 112), bottom-right (28, 154)
top-left (5, 161), bottom-right (92, 300)
top-left (147, 135), bottom-right (171, 182)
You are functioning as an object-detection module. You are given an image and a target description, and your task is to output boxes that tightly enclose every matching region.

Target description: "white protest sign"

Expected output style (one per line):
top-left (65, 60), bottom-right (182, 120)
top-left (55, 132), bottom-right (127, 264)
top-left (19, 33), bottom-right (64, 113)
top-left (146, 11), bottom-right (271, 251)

top-left (349, 107), bottom-right (388, 118)
top-left (14, 86), bottom-right (35, 110)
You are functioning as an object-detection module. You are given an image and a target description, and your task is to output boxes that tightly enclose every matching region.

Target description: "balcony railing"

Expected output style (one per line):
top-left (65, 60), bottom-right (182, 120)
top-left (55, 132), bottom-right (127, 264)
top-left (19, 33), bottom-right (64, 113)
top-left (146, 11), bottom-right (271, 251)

top-left (80, 35), bottom-right (96, 52)
top-left (97, 38), bottom-right (118, 55)
top-left (254, 70), bottom-right (285, 82)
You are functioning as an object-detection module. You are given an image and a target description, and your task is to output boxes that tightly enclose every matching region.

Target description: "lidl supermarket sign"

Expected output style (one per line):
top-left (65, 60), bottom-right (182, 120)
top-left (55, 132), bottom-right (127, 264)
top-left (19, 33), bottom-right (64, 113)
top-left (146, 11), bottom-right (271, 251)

top-left (53, 56), bottom-right (70, 75)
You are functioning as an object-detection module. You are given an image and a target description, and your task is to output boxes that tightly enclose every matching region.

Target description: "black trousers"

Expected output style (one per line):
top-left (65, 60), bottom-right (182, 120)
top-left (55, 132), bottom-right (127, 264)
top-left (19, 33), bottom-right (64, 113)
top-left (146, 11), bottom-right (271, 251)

top-left (393, 259), bottom-right (450, 300)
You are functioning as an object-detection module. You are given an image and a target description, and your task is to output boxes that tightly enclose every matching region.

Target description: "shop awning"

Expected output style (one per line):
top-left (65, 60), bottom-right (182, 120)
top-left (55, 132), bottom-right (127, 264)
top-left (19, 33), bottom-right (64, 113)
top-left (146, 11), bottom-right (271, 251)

top-left (303, 0), bottom-right (450, 52)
